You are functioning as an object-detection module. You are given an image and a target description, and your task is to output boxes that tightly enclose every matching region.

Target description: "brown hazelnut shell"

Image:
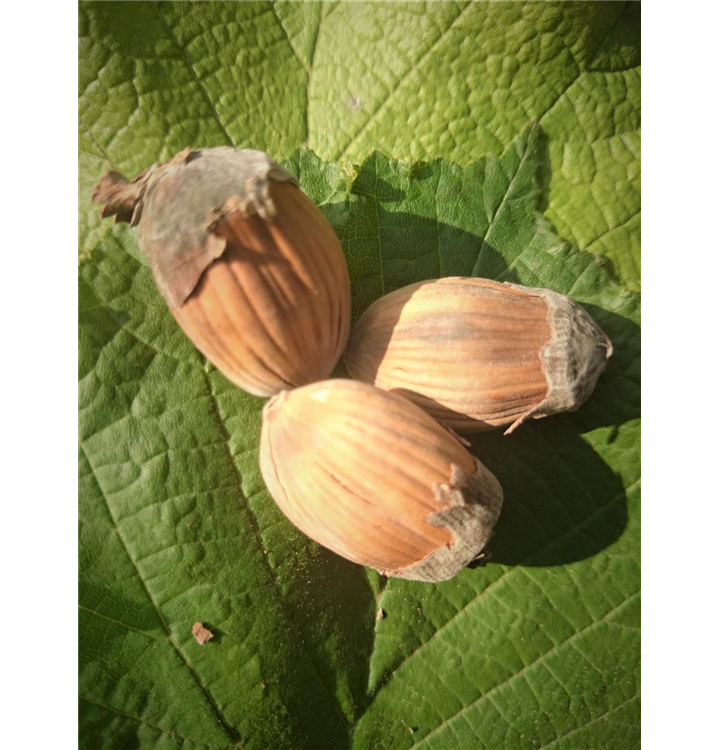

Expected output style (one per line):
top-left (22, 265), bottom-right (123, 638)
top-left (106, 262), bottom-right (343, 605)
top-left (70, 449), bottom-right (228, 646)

top-left (259, 379), bottom-right (504, 583)
top-left (93, 147), bottom-right (351, 396)
top-left (344, 277), bottom-right (612, 433)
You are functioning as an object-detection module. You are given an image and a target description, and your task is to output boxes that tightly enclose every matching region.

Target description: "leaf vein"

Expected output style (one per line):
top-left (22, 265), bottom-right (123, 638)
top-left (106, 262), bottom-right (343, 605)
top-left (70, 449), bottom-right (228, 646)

top-left (335, 1), bottom-right (472, 161)
top-left (79, 604), bottom-right (163, 642)
top-left (148, 0), bottom-right (235, 147)
top-left (269, 3), bottom-right (310, 75)
top-left (79, 695), bottom-right (236, 749)
top-left (410, 592), bottom-right (640, 749)
top-left (199, 368), bottom-right (351, 731)
top-left (470, 131), bottom-right (536, 277)
top-left (80, 118), bottom-right (121, 172)
top-left (370, 477), bottom-right (639, 698)
top-left (79, 443), bottom-right (245, 748)
top-left (539, 694), bottom-right (639, 749)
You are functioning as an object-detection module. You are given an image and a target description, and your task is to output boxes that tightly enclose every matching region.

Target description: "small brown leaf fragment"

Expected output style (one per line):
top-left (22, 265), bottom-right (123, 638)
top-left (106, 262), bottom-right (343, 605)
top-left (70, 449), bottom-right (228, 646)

top-left (376, 608), bottom-right (385, 621)
top-left (192, 622), bottom-right (214, 645)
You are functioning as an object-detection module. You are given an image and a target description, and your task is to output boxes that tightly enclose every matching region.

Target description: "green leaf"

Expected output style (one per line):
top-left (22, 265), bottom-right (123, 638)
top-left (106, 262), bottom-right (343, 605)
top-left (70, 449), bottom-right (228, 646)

top-left (79, 0), bottom-right (640, 289)
top-left (79, 4), bottom-right (640, 749)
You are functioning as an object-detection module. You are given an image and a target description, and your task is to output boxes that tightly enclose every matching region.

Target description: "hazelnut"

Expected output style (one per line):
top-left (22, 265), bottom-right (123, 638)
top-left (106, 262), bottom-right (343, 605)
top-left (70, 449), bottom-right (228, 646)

top-left (344, 277), bottom-right (612, 433)
top-left (259, 380), bottom-right (503, 583)
top-left (93, 147), bottom-right (351, 396)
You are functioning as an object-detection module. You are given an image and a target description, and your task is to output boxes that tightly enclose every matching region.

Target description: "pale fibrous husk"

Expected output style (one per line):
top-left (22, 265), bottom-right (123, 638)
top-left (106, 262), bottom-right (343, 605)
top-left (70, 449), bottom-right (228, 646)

top-left (344, 277), bottom-right (612, 433)
top-left (259, 380), bottom-right (504, 583)
top-left (93, 147), bottom-right (351, 396)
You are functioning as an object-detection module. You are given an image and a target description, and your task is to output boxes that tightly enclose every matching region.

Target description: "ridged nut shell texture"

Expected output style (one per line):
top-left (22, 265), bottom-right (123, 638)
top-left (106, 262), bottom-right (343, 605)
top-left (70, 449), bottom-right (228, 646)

top-left (259, 379), bottom-right (504, 583)
top-left (344, 278), bottom-right (612, 433)
top-left (93, 147), bottom-right (351, 396)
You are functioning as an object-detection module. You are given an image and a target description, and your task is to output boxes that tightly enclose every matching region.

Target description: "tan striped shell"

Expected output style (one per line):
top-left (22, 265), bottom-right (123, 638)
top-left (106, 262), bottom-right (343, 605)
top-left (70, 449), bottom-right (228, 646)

top-left (93, 147), bottom-right (351, 396)
top-left (344, 278), bottom-right (612, 433)
top-left (172, 182), bottom-right (350, 395)
top-left (259, 380), bottom-right (503, 583)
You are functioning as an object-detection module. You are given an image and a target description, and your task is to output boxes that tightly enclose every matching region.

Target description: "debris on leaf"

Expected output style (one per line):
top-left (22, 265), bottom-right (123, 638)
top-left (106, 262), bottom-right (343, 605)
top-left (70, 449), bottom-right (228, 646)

top-left (192, 622), bottom-right (214, 645)
top-left (377, 608), bottom-right (386, 621)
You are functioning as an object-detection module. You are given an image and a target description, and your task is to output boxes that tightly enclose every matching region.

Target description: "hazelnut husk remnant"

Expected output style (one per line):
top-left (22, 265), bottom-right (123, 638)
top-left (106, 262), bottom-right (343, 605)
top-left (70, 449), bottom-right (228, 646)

top-left (344, 277), bottom-right (612, 433)
top-left (93, 147), bottom-right (351, 396)
top-left (259, 380), bottom-right (503, 583)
